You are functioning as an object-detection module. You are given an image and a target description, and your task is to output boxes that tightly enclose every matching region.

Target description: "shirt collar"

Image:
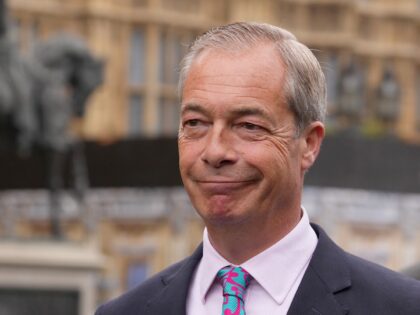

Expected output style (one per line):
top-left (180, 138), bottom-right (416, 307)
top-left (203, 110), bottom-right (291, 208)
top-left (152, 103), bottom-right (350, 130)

top-left (198, 228), bottom-right (231, 303)
top-left (198, 208), bottom-right (318, 304)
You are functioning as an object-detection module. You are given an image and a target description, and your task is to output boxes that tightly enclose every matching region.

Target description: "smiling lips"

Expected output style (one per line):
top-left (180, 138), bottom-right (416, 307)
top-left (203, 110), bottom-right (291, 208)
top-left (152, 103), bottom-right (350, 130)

top-left (196, 179), bottom-right (257, 194)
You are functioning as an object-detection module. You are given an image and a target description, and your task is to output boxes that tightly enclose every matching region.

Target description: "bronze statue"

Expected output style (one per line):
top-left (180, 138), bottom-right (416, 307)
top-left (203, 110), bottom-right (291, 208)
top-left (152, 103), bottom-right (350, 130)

top-left (0, 0), bottom-right (35, 155)
top-left (0, 0), bottom-right (104, 238)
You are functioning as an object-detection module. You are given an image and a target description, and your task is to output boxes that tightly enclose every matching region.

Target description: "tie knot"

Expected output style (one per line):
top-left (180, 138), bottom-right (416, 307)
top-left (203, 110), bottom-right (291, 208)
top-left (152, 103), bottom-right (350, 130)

top-left (216, 266), bottom-right (252, 300)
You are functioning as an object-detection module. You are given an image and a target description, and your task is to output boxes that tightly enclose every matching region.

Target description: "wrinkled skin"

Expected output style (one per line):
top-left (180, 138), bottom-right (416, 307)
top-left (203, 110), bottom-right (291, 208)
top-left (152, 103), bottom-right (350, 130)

top-left (178, 44), bottom-right (324, 263)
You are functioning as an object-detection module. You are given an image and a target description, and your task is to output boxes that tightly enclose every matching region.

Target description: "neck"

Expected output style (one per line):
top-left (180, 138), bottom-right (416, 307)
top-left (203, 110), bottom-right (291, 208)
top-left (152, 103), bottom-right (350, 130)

top-left (206, 207), bottom-right (302, 265)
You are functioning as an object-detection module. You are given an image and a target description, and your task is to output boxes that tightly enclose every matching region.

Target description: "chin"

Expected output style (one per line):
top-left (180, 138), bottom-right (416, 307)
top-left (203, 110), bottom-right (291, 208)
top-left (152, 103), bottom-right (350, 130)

top-left (204, 214), bottom-right (240, 227)
top-left (201, 206), bottom-right (250, 227)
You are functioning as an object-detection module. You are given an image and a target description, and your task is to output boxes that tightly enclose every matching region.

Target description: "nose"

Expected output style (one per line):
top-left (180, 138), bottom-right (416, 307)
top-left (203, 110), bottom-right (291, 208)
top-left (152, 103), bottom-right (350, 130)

top-left (201, 126), bottom-right (238, 168)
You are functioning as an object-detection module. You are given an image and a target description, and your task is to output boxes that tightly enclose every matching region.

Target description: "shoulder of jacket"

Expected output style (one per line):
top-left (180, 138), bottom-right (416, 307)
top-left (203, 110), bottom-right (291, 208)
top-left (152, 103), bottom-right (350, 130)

top-left (94, 246), bottom-right (203, 315)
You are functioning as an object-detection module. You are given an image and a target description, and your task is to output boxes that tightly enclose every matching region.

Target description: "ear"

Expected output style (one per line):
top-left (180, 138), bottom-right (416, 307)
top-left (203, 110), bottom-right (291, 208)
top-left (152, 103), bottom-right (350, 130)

top-left (300, 121), bottom-right (325, 172)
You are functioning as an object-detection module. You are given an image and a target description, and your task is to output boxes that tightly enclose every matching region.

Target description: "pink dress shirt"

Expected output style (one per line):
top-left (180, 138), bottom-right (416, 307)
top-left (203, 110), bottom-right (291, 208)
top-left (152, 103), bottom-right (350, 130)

top-left (186, 209), bottom-right (318, 315)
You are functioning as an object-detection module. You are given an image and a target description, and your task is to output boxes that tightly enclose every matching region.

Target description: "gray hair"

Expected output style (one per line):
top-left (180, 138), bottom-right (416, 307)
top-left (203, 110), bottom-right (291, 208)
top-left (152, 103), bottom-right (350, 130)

top-left (178, 22), bottom-right (326, 133)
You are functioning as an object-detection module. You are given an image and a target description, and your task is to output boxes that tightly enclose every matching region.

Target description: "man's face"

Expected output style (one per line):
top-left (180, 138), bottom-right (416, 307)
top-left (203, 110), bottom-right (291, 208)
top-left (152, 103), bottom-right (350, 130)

top-left (178, 45), bottom-right (319, 229)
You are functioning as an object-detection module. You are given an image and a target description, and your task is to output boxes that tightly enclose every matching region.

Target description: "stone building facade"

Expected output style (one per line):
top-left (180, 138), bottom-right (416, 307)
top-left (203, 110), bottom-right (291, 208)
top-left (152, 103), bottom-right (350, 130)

top-left (7, 0), bottom-right (420, 143)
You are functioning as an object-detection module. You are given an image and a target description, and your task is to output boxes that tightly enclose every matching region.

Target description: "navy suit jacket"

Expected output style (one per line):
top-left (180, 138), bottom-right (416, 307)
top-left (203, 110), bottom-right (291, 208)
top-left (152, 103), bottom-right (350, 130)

top-left (95, 224), bottom-right (420, 314)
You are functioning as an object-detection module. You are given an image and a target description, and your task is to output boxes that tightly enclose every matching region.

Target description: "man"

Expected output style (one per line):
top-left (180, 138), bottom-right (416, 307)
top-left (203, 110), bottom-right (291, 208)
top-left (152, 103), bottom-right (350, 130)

top-left (96, 22), bottom-right (420, 315)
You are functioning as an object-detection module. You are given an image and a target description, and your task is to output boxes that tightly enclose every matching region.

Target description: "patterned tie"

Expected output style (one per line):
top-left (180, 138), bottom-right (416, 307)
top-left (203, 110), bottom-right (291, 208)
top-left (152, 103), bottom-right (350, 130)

top-left (216, 266), bottom-right (252, 315)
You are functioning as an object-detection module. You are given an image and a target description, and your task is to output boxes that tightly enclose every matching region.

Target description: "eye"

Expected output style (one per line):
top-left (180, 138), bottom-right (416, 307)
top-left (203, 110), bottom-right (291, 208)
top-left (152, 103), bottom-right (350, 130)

top-left (181, 118), bottom-right (208, 139)
top-left (184, 119), bottom-right (202, 127)
top-left (234, 121), bottom-right (268, 141)
top-left (238, 122), bottom-right (264, 131)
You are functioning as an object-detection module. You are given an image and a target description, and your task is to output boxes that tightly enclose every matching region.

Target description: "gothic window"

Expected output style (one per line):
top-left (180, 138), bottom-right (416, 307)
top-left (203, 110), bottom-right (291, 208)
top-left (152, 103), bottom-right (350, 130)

top-left (127, 27), bottom-right (146, 136)
top-left (416, 68), bottom-right (420, 129)
top-left (126, 262), bottom-right (149, 290)
top-left (128, 28), bottom-right (146, 85)
top-left (128, 94), bottom-right (145, 136)
top-left (159, 30), bottom-right (184, 85)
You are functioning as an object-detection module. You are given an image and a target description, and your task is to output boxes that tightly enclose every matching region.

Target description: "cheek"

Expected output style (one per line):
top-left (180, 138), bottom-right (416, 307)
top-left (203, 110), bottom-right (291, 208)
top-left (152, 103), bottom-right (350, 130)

top-left (260, 139), bottom-right (294, 169)
top-left (178, 140), bottom-right (202, 172)
top-left (178, 141), bottom-right (190, 171)
top-left (235, 142), bottom-right (289, 181)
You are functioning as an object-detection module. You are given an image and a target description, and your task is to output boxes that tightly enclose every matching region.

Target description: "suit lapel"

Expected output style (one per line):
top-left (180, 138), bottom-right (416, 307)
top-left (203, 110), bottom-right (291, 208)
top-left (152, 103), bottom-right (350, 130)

top-left (287, 265), bottom-right (349, 315)
top-left (287, 224), bottom-right (351, 315)
top-left (146, 245), bottom-right (203, 315)
top-left (145, 225), bottom-right (352, 315)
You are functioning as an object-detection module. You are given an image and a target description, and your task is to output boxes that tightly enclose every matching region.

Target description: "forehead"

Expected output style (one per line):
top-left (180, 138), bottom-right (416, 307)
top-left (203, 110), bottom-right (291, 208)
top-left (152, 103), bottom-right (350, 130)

top-left (188, 44), bottom-right (284, 83)
top-left (181, 45), bottom-right (287, 114)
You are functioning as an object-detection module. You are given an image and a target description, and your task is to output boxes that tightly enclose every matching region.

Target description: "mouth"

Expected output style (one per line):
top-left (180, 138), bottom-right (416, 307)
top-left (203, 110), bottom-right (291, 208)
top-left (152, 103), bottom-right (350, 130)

top-left (195, 179), bottom-right (257, 194)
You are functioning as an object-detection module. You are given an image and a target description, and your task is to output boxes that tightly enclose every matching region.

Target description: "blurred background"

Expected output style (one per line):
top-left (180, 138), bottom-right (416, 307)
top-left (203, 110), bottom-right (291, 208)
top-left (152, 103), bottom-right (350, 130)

top-left (0, 0), bottom-right (419, 314)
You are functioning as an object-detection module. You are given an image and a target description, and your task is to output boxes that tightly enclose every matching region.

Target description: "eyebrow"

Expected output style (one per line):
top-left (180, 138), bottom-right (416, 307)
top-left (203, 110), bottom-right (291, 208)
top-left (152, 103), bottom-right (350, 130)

top-left (181, 103), bottom-right (275, 124)
top-left (229, 106), bottom-right (276, 127)
top-left (181, 103), bottom-right (208, 116)
top-left (230, 107), bottom-right (270, 119)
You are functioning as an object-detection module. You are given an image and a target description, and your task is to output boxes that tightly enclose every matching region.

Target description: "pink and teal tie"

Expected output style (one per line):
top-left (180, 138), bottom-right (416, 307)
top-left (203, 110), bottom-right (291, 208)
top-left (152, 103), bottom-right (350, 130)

top-left (217, 266), bottom-right (252, 315)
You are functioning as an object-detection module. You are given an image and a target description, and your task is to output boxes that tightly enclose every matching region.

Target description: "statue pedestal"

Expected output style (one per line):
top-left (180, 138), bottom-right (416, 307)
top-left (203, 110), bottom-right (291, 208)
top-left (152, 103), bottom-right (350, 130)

top-left (0, 240), bottom-right (104, 315)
